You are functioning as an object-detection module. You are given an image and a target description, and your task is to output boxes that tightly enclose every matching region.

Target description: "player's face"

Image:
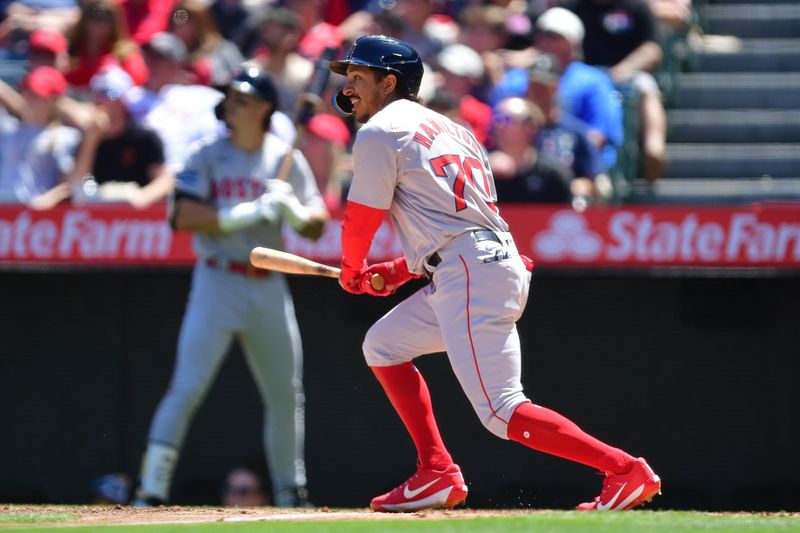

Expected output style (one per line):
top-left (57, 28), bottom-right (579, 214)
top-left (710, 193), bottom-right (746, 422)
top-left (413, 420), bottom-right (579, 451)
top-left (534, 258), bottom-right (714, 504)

top-left (223, 89), bottom-right (270, 130)
top-left (342, 65), bottom-right (392, 123)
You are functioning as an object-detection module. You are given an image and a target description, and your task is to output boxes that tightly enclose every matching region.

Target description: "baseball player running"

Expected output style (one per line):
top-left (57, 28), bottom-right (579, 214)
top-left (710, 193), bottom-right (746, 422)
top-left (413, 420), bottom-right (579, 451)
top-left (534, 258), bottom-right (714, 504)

top-left (133, 67), bottom-right (328, 507)
top-left (330, 35), bottom-right (661, 512)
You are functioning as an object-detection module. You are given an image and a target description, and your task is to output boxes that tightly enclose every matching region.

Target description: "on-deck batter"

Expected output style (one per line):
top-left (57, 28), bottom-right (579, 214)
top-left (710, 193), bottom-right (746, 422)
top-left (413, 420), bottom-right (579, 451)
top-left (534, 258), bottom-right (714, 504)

top-left (331, 35), bottom-right (661, 513)
top-left (133, 67), bottom-right (328, 507)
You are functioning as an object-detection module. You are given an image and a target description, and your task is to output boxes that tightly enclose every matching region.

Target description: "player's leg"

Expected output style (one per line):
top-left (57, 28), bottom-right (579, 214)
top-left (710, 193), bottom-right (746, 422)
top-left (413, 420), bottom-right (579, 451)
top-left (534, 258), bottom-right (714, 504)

top-left (362, 285), bottom-right (468, 512)
top-left (433, 246), bottom-right (660, 509)
top-left (240, 275), bottom-right (306, 507)
top-left (134, 266), bottom-right (238, 504)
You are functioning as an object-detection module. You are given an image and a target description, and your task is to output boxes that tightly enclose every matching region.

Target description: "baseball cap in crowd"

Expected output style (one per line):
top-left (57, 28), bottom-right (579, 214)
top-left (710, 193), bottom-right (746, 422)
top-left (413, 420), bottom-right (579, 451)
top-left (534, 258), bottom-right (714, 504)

top-left (144, 32), bottom-right (187, 64)
top-left (528, 53), bottom-right (562, 85)
top-left (22, 66), bottom-right (67, 98)
top-left (29, 27), bottom-right (68, 55)
top-left (298, 22), bottom-right (342, 62)
top-left (437, 43), bottom-right (484, 78)
top-left (307, 113), bottom-right (350, 146)
top-left (536, 7), bottom-right (585, 46)
top-left (90, 66), bottom-right (134, 101)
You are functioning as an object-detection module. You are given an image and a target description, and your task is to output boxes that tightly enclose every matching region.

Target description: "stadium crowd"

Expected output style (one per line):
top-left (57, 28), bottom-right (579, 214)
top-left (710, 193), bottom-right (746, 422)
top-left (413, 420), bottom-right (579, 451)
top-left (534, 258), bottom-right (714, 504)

top-left (0, 0), bottom-right (691, 212)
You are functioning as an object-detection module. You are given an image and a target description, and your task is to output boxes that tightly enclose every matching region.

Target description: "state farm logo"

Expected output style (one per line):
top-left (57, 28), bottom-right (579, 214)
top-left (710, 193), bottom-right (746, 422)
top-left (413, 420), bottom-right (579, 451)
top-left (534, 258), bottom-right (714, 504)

top-left (530, 209), bottom-right (800, 265)
top-left (0, 210), bottom-right (172, 260)
top-left (533, 210), bottom-right (603, 261)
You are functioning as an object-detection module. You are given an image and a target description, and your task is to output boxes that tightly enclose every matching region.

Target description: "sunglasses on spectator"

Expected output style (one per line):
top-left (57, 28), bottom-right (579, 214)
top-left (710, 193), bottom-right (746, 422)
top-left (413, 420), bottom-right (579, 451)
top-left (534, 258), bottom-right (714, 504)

top-left (494, 112), bottom-right (535, 126)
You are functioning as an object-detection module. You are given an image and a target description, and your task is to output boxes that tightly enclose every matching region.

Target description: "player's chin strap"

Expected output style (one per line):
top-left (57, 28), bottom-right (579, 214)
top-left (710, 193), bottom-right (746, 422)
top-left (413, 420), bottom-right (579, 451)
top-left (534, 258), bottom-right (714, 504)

top-left (332, 90), bottom-right (353, 116)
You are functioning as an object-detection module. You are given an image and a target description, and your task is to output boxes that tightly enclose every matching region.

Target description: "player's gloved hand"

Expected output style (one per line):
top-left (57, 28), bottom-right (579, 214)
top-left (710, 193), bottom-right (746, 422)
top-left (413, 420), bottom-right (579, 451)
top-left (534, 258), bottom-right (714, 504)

top-left (217, 194), bottom-right (279, 232)
top-left (266, 179), bottom-right (311, 231)
top-left (520, 254), bottom-right (534, 272)
top-left (339, 259), bottom-right (367, 294)
top-left (359, 257), bottom-right (419, 297)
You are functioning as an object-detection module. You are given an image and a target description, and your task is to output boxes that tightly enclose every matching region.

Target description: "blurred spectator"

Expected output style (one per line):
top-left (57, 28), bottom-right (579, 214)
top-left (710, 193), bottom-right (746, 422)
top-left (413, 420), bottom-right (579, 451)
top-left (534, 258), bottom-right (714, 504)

top-left (210, 0), bottom-right (253, 51)
top-left (302, 112), bottom-right (350, 212)
top-left (65, 0), bottom-right (148, 91)
top-left (125, 31), bottom-right (223, 171)
top-left (489, 96), bottom-right (573, 203)
top-left (426, 88), bottom-right (461, 122)
top-left (561, 0), bottom-right (667, 181)
top-left (90, 473), bottom-right (133, 505)
top-left (527, 53), bottom-right (603, 204)
top-left (281, 0), bottom-right (347, 63)
top-left (27, 27), bottom-right (69, 72)
top-left (648, 0), bottom-right (692, 34)
top-left (79, 66), bottom-right (173, 208)
top-left (0, 0), bottom-right (79, 55)
top-left (168, 0), bottom-right (243, 87)
top-left (220, 467), bottom-right (269, 507)
top-left (0, 66), bottom-right (80, 208)
top-left (248, 7), bottom-right (313, 114)
top-left (458, 5), bottom-right (511, 86)
top-left (528, 7), bottom-right (622, 171)
top-left (118, 0), bottom-right (177, 46)
top-left (435, 43), bottom-right (491, 146)
top-left (387, 0), bottom-right (444, 63)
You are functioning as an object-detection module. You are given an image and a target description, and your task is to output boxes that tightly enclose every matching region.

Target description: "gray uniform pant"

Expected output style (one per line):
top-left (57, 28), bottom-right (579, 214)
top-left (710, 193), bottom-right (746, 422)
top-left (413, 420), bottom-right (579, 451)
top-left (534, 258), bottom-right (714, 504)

top-left (148, 262), bottom-right (306, 493)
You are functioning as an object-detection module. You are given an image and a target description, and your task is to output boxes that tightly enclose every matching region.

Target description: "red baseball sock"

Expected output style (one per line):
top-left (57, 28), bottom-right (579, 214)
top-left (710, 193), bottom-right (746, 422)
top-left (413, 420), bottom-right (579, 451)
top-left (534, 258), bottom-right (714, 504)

top-left (507, 402), bottom-right (634, 474)
top-left (371, 362), bottom-right (453, 470)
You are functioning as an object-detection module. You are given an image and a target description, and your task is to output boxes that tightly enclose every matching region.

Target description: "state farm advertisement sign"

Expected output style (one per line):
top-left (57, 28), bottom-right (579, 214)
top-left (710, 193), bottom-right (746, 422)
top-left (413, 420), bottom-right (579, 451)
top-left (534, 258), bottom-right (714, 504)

top-left (1, 203), bottom-right (799, 268)
top-left (0, 204), bottom-right (194, 265)
top-left (502, 204), bottom-right (800, 267)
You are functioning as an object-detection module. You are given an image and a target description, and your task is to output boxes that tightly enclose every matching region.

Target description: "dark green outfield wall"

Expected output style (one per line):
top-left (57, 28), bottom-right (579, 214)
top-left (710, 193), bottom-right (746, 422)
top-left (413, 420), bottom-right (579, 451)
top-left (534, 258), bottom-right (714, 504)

top-left (0, 269), bottom-right (797, 511)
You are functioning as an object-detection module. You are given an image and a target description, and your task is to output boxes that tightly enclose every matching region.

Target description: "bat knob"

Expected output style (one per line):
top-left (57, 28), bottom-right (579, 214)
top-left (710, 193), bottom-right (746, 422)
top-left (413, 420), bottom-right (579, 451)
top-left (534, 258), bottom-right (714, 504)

top-left (370, 273), bottom-right (385, 292)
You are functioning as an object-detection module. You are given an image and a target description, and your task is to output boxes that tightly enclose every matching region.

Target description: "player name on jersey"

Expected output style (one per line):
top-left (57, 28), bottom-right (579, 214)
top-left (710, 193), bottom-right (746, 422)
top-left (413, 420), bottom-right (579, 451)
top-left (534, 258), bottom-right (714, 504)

top-left (1, 203), bottom-right (798, 267)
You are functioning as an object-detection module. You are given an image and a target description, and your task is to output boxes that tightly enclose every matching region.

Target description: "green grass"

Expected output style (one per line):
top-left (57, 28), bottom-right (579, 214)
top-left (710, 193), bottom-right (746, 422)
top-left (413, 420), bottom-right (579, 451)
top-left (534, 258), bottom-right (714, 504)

top-left (0, 512), bottom-right (77, 526)
top-left (1, 511), bottom-right (799, 533)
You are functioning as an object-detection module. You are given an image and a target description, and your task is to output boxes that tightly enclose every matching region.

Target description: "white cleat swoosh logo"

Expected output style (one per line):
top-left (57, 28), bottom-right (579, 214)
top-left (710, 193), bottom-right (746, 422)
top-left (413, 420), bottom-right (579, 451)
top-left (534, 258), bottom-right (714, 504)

top-left (596, 482), bottom-right (626, 511)
top-left (403, 477), bottom-right (441, 499)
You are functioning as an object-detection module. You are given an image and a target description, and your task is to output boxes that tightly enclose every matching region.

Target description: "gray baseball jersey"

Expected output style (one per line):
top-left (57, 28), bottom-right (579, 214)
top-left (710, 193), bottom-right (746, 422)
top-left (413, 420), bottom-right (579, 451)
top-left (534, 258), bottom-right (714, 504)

top-left (347, 99), bottom-right (508, 275)
top-left (352, 99), bottom-right (531, 439)
top-left (176, 132), bottom-right (324, 259)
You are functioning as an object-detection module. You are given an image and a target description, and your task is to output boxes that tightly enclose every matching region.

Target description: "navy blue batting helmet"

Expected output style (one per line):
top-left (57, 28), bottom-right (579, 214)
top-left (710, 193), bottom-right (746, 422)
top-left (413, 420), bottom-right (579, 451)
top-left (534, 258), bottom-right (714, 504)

top-left (228, 66), bottom-right (278, 103)
top-left (329, 35), bottom-right (423, 115)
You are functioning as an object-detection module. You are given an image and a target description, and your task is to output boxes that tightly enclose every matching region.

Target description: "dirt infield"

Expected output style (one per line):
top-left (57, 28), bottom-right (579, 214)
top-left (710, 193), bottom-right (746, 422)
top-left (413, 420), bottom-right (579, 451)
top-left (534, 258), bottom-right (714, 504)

top-left (1, 504), bottom-right (532, 526)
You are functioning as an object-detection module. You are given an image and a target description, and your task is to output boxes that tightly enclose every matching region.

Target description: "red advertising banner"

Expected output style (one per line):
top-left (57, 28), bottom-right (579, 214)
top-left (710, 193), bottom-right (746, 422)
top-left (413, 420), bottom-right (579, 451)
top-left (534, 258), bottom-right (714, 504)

top-left (2, 202), bottom-right (799, 268)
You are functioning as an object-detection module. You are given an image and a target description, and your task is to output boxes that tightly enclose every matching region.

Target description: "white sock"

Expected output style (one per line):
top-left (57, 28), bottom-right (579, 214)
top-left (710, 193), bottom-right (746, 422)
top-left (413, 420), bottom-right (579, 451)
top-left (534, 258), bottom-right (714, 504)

top-left (137, 442), bottom-right (179, 501)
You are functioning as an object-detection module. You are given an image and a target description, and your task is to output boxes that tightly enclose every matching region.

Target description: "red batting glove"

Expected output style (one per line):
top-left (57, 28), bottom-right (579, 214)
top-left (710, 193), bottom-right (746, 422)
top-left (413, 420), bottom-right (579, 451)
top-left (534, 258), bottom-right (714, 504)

top-left (359, 257), bottom-right (420, 297)
top-left (339, 259), bottom-right (367, 294)
top-left (520, 254), bottom-right (534, 272)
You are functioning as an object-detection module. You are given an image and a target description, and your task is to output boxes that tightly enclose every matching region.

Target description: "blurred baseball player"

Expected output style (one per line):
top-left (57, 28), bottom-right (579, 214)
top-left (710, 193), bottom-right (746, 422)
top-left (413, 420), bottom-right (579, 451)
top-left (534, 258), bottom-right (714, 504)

top-left (330, 35), bottom-right (661, 512)
top-left (133, 67), bottom-right (328, 507)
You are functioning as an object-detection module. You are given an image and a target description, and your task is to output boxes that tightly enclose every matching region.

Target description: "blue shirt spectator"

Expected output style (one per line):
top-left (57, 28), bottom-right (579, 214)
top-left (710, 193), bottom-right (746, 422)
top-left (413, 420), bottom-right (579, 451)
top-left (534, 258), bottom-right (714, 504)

top-left (490, 61), bottom-right (621, 169)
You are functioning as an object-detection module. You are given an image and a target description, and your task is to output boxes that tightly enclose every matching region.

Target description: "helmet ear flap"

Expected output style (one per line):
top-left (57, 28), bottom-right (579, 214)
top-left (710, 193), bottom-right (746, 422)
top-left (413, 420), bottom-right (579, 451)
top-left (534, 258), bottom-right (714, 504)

top-left (332, 90), bottom-right (353, 116)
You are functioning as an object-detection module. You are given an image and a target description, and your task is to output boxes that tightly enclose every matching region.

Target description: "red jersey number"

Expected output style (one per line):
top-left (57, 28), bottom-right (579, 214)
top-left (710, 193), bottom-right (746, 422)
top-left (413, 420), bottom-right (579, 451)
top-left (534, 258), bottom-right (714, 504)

top-left (430, 154), bottom-right (493, 212)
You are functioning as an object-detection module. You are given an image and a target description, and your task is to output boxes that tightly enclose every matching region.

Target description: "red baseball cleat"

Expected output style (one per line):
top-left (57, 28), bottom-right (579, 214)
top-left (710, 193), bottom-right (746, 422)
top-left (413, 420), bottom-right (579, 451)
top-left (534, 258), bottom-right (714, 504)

top-left (577, 457), bottom-right (662, 511)
top-left (370, 463), bottom-right (469, 512)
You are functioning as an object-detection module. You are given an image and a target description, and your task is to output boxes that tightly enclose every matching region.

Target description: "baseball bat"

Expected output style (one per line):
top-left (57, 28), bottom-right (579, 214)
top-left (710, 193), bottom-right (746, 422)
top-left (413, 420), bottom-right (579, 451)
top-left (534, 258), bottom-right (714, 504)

top-left (250, 247), bottom-right (385, 291)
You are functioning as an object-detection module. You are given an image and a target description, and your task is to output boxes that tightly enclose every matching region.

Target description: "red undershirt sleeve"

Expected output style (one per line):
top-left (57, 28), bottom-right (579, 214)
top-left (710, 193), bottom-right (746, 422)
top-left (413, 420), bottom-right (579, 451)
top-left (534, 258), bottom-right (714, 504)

top-left (341, 200), bottom-right (385, 272)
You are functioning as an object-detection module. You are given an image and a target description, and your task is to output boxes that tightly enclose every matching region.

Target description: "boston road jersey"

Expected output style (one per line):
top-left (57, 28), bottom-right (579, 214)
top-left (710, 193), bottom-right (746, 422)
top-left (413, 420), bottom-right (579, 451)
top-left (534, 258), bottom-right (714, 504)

top-left (347, 99), bottom-right (509, 274)
top-left (175, 132), bottom-right (324, 261)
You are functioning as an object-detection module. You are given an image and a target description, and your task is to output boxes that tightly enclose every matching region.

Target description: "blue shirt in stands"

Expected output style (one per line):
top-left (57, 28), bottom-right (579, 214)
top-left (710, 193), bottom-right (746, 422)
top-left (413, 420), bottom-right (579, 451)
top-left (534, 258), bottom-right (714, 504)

top-left (491, 61), bottom-right (623, 169)
top-left (537, 112), bottom-right (603, 178)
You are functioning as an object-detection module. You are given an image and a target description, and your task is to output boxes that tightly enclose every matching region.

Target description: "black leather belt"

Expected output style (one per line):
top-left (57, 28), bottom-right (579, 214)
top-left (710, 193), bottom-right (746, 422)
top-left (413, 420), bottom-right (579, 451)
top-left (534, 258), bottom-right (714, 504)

top-left (427, 230), bottom-right (502, 267)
